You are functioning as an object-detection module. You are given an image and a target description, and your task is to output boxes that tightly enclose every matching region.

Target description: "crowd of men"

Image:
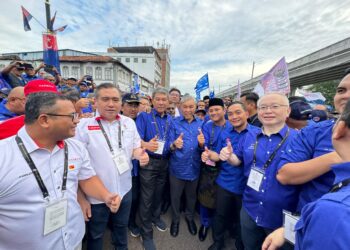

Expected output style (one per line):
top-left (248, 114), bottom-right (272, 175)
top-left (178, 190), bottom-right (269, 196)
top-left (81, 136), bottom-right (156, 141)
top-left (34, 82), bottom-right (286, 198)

top-left (0, 60), bottom-right (350, 250)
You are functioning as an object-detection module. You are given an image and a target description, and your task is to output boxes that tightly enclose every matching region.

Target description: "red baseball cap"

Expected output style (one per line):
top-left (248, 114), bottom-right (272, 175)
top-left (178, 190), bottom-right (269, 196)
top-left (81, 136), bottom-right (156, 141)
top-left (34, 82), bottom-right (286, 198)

top-left (24, 79), bottom-right (58, 97)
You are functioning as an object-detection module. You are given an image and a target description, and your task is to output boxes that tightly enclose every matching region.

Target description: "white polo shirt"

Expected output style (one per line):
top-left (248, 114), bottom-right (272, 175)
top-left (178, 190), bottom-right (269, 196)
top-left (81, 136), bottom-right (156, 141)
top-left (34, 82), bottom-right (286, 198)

top-left (75, 114), bottom-right (141, 203)
top-left (0, 127), bottom-right (96, 250)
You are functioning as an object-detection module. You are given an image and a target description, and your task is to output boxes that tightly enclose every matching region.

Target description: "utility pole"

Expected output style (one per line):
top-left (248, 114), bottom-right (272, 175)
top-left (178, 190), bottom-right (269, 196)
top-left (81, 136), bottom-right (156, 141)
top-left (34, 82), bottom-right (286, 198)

top-left (251, 61), bottom-right (255, 79)
top-left (45, 0), bottom-right (52, 32)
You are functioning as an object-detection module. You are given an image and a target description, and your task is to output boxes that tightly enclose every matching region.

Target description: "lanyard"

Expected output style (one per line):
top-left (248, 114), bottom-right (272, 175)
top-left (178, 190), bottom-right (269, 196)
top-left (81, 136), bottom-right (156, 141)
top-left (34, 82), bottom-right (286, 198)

top-left (253, 128), bottom-right (290, 170)
top-left (97, 119), bottom-right (122, 154)
top-left (15, 136), bottom-right (68, 200)
top-left (329, 178), bottom-right (350, 193)
top-left (152, 112), bottom-right (169, 140)
top-left (209, 122), bottom-right (226, 149)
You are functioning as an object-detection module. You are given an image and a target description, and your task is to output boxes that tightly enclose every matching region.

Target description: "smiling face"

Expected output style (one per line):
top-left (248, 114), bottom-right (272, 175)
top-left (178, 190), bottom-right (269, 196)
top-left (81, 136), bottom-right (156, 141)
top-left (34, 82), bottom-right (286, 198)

top-left (181, 98), bottom-right (196, 121)
top-left (95, 87), bottom-right (121, 121)
top-left (334, 74), bottom-right (350, 113)
top-left (152, 93), bottom-right (169, 114)
top-left (208, 105), bottom-right (225, 123)
top-left (257, 93), bottom-right (290, 128)
top-left (227, 103), bottom-right (249, 130)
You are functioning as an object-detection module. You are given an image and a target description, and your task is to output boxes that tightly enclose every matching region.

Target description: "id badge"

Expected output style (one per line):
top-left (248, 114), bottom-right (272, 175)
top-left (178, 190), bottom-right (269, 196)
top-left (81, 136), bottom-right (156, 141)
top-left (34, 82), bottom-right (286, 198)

top-left (44, 198), bottom-right (68, 235)
top-left (154, 140), bottom-right (165, 155)
top-left (247, 167), bottom-right (264, 192)
top-left (113, 150), bottom-right (130, 174)
top-left (283, 210), bottom-right (300, 245)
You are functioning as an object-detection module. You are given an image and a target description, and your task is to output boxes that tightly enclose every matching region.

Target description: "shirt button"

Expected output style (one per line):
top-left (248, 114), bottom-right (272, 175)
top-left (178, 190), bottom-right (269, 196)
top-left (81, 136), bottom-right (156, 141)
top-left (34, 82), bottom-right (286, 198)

top-left (269, 139), bottom-right (272, 142)
top-left (260, 201), bottom-right (263, 205)
top-left (267, 151), bottom-right (270, 154)
top-left (262, 190), bottom-right (265, 193)
top-left (263, 177), bottom-right (266, 180)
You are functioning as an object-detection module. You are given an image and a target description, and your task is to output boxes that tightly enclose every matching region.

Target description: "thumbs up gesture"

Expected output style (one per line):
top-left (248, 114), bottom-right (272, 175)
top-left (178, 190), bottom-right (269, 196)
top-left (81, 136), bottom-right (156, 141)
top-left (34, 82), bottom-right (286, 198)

top-left (147, 135), bottom-right (159, 152)
top-left (174, 132), bottom-right (184, 149)
top-left (197, 128), bottom-right (205, 147)
top-left (220, 139), bottom-right (233, 161)
top-left (139, 148), bottom-right (149, 166)
top-left (201, 146), bottom-right (210, 162)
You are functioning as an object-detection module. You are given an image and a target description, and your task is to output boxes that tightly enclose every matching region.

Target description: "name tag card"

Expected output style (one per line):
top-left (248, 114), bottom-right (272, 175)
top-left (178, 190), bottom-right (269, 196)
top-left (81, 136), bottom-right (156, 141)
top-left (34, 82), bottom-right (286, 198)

top-left (154, 140), bottom-right (165, 155)
top-left (44, 198), bottom-right (68, 235)
top-left (283, 211), bottom-right (299, 245)
top-left (113, 150), bottom-right (130, 174)
top-left (247, 167), bottom-right (264, 192)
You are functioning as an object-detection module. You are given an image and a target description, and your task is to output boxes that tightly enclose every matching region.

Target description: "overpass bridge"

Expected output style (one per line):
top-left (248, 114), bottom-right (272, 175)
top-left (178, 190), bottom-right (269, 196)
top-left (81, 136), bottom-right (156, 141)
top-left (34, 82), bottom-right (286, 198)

top-left (217, 37), bottom-right (350, 98)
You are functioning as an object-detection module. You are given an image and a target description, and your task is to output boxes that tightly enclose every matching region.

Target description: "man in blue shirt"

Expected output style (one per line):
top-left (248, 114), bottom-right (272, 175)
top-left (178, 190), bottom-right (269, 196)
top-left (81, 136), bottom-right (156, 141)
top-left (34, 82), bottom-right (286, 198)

top-left (136, 87), bottom-right (172, 250)
top-left (22, 63), bottom-right (43, 82)
top-left (208, 101), bottom-right (259, 250)
top-left (220, 93), bottom-right (299, 250)
top-left (199, 98), bottom-right (231, 242)
top-left (262, 99), bottom-right (350, 250)
top-left (0, 87), bottom-right (25, 121)
top-left (277, 71), bottom-right (350, 212)
top-left (168, 95), bottom-right (203, 238)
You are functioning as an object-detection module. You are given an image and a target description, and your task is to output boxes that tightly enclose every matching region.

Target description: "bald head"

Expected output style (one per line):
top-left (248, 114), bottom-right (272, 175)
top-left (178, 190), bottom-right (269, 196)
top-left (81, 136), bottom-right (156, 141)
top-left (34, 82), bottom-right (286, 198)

top-left (6, 87), bottom-right (25, 115)
top-left (257, 93), bottom-right (289, 107)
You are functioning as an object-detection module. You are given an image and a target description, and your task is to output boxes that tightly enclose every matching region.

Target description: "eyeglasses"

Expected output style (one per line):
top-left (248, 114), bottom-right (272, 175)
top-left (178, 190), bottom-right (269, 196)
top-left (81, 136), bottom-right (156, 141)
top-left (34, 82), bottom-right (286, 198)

top-left (258, 104), bottom-right (288, 111)
top-left (45, 112), bottom-right (79, 121)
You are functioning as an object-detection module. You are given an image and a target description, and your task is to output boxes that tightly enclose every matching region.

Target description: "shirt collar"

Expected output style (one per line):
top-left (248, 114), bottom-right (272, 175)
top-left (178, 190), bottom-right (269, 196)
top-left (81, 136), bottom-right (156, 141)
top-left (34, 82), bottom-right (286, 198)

top-left (17, 127), bottom-right (65, 154)
top-left (152, 108), bottom-right (167, 118)
top-left (95, 114), bottom-right (121, 122)
top-left (258, 124), bottom-right (289, 137)
top-left (230, 123), bottom-right (250, 134)
top-left (332, 162), bottom-right (350, 184)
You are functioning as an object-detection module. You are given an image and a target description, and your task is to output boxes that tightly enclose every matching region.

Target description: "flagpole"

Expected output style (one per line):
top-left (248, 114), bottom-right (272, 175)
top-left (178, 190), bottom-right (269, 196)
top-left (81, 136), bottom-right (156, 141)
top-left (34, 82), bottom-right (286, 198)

top-left (45, 0), bottom-right (52, 32)
top-left (31, 15), bottom-right (47, 30)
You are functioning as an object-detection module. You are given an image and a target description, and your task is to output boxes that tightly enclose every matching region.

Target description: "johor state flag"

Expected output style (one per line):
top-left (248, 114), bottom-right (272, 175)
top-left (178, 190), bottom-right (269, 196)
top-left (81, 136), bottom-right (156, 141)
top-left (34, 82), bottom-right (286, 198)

top-left (43, 33), bottom-right (60, 73)
top-left (21, 6), bottom-right (32, 31)
top-left (194, 73), bottom-right (209, 92)
top-left (260, 57), bottom-right (290, 94)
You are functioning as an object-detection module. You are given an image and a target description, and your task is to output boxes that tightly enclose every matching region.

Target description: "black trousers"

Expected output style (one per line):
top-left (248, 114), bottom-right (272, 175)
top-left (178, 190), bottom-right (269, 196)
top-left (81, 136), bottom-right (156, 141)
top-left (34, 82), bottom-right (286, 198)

top-left (212, 185), bottom-right (243, 247)
top-left (138, 157), bottom-right (168, 239)
top-left (128, 175), bottom-right (140, 229)
top-left (169, 174), bottom-right (199, 224)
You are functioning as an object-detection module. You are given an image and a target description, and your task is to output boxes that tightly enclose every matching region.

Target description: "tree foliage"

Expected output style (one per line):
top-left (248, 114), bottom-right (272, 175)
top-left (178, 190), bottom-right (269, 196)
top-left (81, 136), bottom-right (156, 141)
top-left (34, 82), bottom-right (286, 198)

top-left (305, 79), bottom-right (338, 106)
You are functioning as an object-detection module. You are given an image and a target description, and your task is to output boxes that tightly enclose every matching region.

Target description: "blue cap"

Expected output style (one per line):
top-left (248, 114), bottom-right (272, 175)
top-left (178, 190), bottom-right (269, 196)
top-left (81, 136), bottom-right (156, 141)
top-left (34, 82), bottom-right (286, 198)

top-left (310, 110), bottom-right (328, 122)
top-left (289, 100), bottom-right (312, 120)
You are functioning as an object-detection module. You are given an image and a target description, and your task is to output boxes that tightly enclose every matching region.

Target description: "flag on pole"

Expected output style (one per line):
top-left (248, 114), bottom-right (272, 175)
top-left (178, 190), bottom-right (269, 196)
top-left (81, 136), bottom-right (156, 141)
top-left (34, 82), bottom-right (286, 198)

top-left (236, 79), bottom-right (241, 100)
top-left (196, 90), bottom-right (201, 102)
top-left (50, 11), bottom-right (57, 31)
top-left (54, 25), bottom-right (67, 33)
top-left (209, 89), bottom-right (215, 99)
top-left (132, 74), bottom-right (140, 94)
top-left (295, 88), bottom-right (326, 102)
top-left (21, 6), bottom-right (33, 31)
top-left (253, 83), bottom-right (265, 97)
top-left (260, 57), bottom-right (290, 94)
top-left (194, 73), bottom-right (209, 92)
top-left (43, 33), bottom-right (60, 73)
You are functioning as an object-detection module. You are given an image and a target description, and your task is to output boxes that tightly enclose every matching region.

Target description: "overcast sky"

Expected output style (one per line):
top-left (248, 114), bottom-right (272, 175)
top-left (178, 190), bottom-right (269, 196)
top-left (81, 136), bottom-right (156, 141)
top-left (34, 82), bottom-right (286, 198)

top-left (1, 0), bottom-right (349, 95)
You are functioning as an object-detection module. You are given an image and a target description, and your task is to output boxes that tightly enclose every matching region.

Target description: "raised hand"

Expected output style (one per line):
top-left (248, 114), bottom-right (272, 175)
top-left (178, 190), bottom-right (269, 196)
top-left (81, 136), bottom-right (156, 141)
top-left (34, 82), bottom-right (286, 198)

top-left (147, 135), bottom-right (159, 152)
top-left (139, 148), bottom-right (149, 166)
top-left (219, 139), bottom-right (233, 161)
top-left (197, 128), bottom-right (205, 146)
top-left (174, 132), bottom-right (184, 149)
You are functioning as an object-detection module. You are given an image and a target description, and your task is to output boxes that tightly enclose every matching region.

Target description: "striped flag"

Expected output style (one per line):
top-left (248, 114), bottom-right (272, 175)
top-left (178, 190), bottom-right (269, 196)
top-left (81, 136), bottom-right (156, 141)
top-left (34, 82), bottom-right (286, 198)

top-left (21, 6), bottom-right (32, 31)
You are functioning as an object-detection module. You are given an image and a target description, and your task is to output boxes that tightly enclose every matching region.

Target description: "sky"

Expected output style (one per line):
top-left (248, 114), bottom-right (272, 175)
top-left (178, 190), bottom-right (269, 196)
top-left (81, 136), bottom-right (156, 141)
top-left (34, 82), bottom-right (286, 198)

top-left (1, 0), bottom-right (350, 95)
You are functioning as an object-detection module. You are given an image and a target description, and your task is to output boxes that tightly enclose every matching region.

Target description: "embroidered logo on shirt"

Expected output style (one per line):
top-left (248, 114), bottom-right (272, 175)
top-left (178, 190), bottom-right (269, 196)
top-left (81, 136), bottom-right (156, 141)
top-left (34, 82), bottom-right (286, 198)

top-left (88, 126), bottom-right (101, 130)
top-left (69, 165), bottom-right (75, 170)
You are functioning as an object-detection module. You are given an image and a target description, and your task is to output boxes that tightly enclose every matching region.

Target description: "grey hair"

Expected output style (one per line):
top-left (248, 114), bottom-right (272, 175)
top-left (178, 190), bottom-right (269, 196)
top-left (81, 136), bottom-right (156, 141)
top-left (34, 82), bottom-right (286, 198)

top-left (24, 92), bottom-right (69, 124)
top-left (152, 87), bottom-right (169, 99)
top-left (180, 94), bottom-right (195, 104)
top-left (257, 92), bottom-right (289, 107)
top-left (61, 88), bottom-right (80, 102)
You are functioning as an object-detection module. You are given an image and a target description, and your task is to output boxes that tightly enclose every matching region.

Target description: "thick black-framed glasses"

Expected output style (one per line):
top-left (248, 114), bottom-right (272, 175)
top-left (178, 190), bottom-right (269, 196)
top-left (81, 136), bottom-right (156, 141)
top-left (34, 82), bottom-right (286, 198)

top-left (45, 112), bottom-right (79, 121)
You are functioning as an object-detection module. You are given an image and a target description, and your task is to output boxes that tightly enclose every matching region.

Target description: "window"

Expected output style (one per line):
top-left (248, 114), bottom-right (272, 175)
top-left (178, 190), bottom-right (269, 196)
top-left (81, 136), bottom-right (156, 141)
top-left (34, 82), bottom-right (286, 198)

top-left (105, 68), bottom-right (112, 80)
top-left (142, 58), bottom-right (147, 63)
top-left (86, 66), bottom-right (93, 77)
top-left (71, 66), bottom-right (79, 79)
top-left (134, 58), bottom-right (138, 63)
top-left (95, 67), bottom-right (102, 80)
top-left (125, 58), bottom-right (130, 63)
top-left (62, 66), bottom-right (69, 78)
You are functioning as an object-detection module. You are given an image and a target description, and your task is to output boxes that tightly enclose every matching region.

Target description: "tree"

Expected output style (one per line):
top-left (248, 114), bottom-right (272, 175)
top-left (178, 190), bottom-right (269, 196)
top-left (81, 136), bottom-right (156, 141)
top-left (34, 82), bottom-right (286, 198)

top-left (305, 79), bottom-right (338, 106)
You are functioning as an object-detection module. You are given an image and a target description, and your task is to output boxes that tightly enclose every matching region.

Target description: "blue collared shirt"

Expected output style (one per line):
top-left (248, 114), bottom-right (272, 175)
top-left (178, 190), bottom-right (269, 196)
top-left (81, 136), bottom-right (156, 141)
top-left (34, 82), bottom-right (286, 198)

top-left (168, 116), bottom-right (203, 180)
top-left (235, 125), bottom-right (299, 229)
top-left (202, 120), bottom-right (232, 151)
top-left (0, 100), bottom-right (18, 121)
top-left (279, 119), bottom-right (335, 212)
top-left (295, 162), bottom-right (350, 250)
top-left (136, 108), bottom-right (172, 157)
top-left (22, 74), bottom-right (41, 83)
top-left (216, 124), bottom-right (260, 195)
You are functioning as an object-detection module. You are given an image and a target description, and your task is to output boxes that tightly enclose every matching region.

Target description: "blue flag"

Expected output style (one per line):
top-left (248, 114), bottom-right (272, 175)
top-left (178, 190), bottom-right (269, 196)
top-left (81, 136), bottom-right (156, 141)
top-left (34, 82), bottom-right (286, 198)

top-left (209, 89), bottom-right (215, 99)
top-left (196, 90), bottom-right (201, 102)
top-left (132, 74), bottom-right (140, 94)
top-left (194, 73), bottom-right (209, 92)
top-left (21, 6), bottom-right (32, 31)
top-left (43, 33), bottom-right (60, 73)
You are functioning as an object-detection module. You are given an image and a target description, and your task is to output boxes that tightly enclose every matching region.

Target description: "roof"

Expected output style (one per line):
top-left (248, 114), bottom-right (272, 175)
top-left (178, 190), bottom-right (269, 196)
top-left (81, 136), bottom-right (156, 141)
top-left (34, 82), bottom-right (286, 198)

top-left (59, 55), bottom-right (115, 62)
top-left (110, 46), bottom-right (156, 54)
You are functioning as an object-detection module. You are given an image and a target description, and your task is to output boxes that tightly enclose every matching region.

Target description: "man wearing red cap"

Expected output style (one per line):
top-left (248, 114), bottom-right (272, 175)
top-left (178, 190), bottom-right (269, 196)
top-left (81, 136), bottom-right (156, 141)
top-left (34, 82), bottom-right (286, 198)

top-left (0, 79), bottom-right (58, 140)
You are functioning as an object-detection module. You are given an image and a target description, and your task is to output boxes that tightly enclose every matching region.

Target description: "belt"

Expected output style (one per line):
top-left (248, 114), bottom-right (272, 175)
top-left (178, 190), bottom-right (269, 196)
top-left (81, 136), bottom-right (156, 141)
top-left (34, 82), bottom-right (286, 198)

top-left (149, 154), bottom-right (168, 160)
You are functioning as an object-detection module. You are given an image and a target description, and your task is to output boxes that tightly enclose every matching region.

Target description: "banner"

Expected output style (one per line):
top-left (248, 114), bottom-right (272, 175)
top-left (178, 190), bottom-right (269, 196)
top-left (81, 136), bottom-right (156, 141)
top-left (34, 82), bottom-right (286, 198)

top-left (132, 74), bottom-right (140, 94)
top-left (196, 90), bottom-right (201, 102)
top-left (253, 83), bottom-right (265, 97)
top-left (194, 73), bottom-right (209, 92)
top-left (209, 89), bottom-right (215, 99)
top-left (260, 57), bottom-right (290, 94)
top-left (236, 79), bottom-right (241, 100)
top-left (295, 88), bottom-right (326, 102)
top-left (43, 33), bottom-right (60, 73)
